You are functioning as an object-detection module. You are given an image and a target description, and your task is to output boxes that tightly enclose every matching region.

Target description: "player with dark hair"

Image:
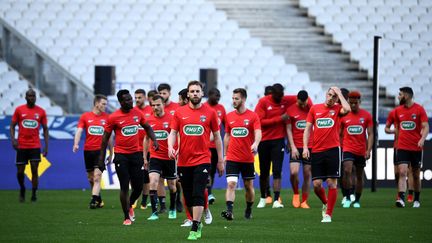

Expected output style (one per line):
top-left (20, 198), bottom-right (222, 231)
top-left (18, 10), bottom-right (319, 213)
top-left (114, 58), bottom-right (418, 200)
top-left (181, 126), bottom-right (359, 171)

top-left (221, 88), bottom-right (261, 220)
top-left (206, 88), bottom-right (226, 204)
top-left (158, 83), bottom-right (179, 116)
top-left (303, 87), bottom-right (351, 223)
top-left (144, 95), bottom-right (178, 220)
top-left (340, 91), bottom-right (373, 208)
top-left (73, 94), bottom-right (112, 208)
top-left (98, 89), bottom-right (158, 226)
top-left (286, 90), bottom-right (313, 209)
top-left (168, 81), bottom-right (224, 240)
top-left (10, 89), bottom-right (49, 202)
top-left (264, 86), bottom-right (273, 96)
top-left (178, 88), bottom-right (189, 106)
top-left (394, 87), bottom-right (429, 208)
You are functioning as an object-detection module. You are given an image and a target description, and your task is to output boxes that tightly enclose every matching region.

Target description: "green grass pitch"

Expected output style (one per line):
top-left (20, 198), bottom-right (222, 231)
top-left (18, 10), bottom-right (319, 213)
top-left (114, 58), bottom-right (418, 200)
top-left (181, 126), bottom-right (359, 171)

top-left (1, 188), bottom-right (431, 242)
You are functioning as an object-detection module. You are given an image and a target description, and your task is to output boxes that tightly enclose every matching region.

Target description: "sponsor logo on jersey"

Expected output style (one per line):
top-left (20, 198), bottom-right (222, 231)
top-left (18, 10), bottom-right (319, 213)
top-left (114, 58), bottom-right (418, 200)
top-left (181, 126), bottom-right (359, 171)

top-left (217, 110), bottom-right (222, 117)
top-left (200, 115), bottom-right (207, 122)
top-left (163, 122), bottom-right (169, 129)
top-left (295, 120), bottom-right (306, 129)
top-left (101, 119), bottom-right (106, 125)
top-left (154, 130), bottom-right (169, 140)
top-left (347, 125), bottom-right (363, 135)
top-left (183, 124), bottom-right (204, 136)
top-left (244, 119), bottom-right (249, 126)
top-left (88, 125), bottom-right (104, 135)
top-left (329, 110), bottom-right (335, 116)
top-left (121, 125), bottom-right (139, 136)
top-left (22, 119), bottom-right (38, 128)
top-left (400, 121), bottom-right (416, 130)
top-left (133, 116), bottom-right (139, 122)
top-left (316, 118), bottom-right (334, 128)
top-left (411, 114), bottom-right (417, 119)
top-left (231, 127), bottom-right (249, 137)
top-left (359, 118), bottom-right (365, 124)
top-left (170, 110), bottom-right (175, 115)
top-left (35, 113), bottom-right (40, 119)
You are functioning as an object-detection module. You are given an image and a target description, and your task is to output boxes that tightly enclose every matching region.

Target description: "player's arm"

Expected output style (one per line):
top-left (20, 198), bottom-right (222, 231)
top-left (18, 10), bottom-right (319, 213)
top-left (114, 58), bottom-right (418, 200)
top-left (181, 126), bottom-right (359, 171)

top-left (366, 125), bottom-right (374, 159)
top-left (332, 87), bottom-right (351, 115)
top-left (223, 132), bottom-right (230, 162)
top-left (141, 122), bottom-right (158, 150)
top-left (42, 123), bottom-right (49, 156)
top-left (98, 131), bottom-right (112, 171)
top-left (418, 121), bottom-right (429, 148)
top-left (255, 100), bottom-right (287, 126)
top-left (107, 133), bottom-right (114, 164)
top-left (252, 128), bottom-right (262, 154)
top-left (384, 122), bottom-right (394, 134)
top-left (9, 121), bottom-right (18, 150)
top-left (73, 127), bottom-right (83, 152)
top-left (143, 136), bottom-right (150, 169)
top-left (213, 130), bottom-right (225, 176)
top-left (286, 123), bottom-right (299, 159)
top-left (167, 129), bottom-right (178, 159)
top-left (302, 122), bottom-right (313, 159)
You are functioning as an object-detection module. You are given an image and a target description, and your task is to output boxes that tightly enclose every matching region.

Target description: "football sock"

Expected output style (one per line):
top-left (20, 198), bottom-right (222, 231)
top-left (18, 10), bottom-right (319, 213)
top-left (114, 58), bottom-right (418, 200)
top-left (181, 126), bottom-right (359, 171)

top-left (246, 201), bottom-right (253, 210)
top-left (355, 193), bottom-right (361, 202)
top-left (150, 190), bottom-right (158, 213)
top-left (414, 191), bottom-right (420, 202)
top-left (290, 174), bottom-right (299, 194)
top-left (141, 194), bottom-right (148, 205)
top-left (259, 177), bottom-right (267, 198)
top-left (408, 190), bottom-right (414, 196)
top-left (169, 192), bottom-right (176, 210)
top-left (314, 187), bottom-right (327, 204)
top-left (204, 189), bottom-right (209, 209)
top-left (274, 191), bottom-right (280, 201)
top-left (226, 201), bottom-right (234, 211)
top-left (301, 192), bottom-right (309, 203)
top-left (326, 188), bottom-right (337, 216)
top-left (398, 192), bottom-right (405, 202)
top-left (184, 196), bottom-right (192, 220)
top-left (158, 196), bottom-right (166, 208)
top-left (191, 220), bottom-right (200, 232)
top-left (17, 172), bottom-right (25, 189)
top-left (32, 187), bottom-right (37, 196)
top-left (92, 195), bottom-right (98, 201)
top-left (207, 186), bottom-right (212, 195)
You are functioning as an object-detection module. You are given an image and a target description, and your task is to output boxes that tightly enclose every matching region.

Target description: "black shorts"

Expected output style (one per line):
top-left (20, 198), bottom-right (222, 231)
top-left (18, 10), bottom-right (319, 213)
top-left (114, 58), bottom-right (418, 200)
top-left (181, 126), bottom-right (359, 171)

top-left (84, 150), bottom-right (100, 172)
top-left (178, 164), bottom-right (210, 207)
top-left (290, 148), bottom-right (311, 165)
top-left (226, 161), bottom-right (255, 180)
top-left (113, 152), bottom-right (145, 191)
top-left (311, 147), bottom-right (341, 180)
top-left (342, 151), bottom-right (366, 168)
top-left (257, 138), bottom-right (285, 178)
top-left (137, 152), bottom-right (150, 183)
top-left (395, 149), bottom-right (423, 168)
top-left (209, 148), bottom-right (218, 178)
top-left (16, 148), bottom-right (41, 165)
top-left (149, 158), bottom-right (177, 180)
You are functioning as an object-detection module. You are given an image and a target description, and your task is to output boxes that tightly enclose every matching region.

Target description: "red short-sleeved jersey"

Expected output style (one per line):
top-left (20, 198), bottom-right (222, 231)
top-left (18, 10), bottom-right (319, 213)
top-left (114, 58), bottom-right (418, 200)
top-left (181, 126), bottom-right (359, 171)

top-left (206, 102), bottom-right (226, 148)
top-left (105, 108), bottom-right (146, 154)
top-left (171, 104), bottom-right (219, 167)
top-left (77, 111), bottom-right (109, 151)
top-left (306, 103), bottom-right (342, 153)
top-left (395, 103), bottom-right (428, 151)
top-left (134, 106), bottom-right (149, 151)
top-left (286, 103), bottom-right (313, 148)
top-left (12, 105), bottom-right (47, 149)
top-left (386, 108), bottom-right (398, 148)
top-left (165, 101), bottom-right (180, 116)
top-left (225, 109), bottom-right (261, 163)
top-left (146, 112), bottom-right (176, 160)
top-left (340, 108), bottom-right (372, 156)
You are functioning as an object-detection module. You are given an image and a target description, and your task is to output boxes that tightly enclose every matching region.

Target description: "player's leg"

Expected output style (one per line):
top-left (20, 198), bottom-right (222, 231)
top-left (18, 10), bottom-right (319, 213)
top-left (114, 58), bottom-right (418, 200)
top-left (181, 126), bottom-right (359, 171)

top-left (222, 161), bottom-right (238, 220)
top-left (128, 154), bottom-right (145, 223)
top-left (148, 171), bottom-right (160, 219)
top-left (113, 154), bottom-right (132, 223)
top-left (353, 165), bottom-right (364, 208)
top-left (139, 169), bottom-right (150, 209)
top-left (407, 164), bottom-right (414, 202)
top-left (29, 149), bottom-right (41, 202)
top-left (271, 139), bottom-right (285, 208)
top-left (323, 177), bottom-right (338, 222)
top-left (16, 164), bottom-right (26, 202)
top-left (342, 154), bottom-right (354, 207)
top-left (395, 149), bottom-right (409, 207)
top-left (301, 162), bottom-right (312, 208)
top-left (257, 141), bottom-right (271, 208)
top-left (207, 148), bottom-right (218, 204)
top-left (311, 151), bottom-right (327, 206)
top-left (243, 162), bottom-right (255, 219)
top-left (189, 165), bottom-right (209, 239)
top-left (157, 178), bottom-right (167, 213)
top-left (393, 149), bottom-right (399, 199)
top-left (164, 159), bottom-right (178, 219)
top-left (411, 151), bottom-right (422, 207)
top-left (176, 180), bottom-right (183, 212)
top-left (322, 147), bottom-right (340, 221)
top-left (289, 162), bottom-right (301, 208)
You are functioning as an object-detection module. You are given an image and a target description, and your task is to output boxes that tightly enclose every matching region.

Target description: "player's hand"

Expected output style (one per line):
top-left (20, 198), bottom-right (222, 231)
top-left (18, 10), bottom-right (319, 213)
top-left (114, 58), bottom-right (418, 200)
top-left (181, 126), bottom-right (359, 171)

top-left (168, 147), bottom-right (177, 159)
top-left (72, 144), bottom-right (79, 153)
top-left (98, 161), bottom-right (106, 172)
top-left (94, 168), bottom-right (102, 175)
top-left (250, 143), bottom-right (258, 154)
top-left (12, 140), bottom-right (18, 150)
top-left (302, 148), bottom-right (310, 160)
top-left (217, 159), bottom-right (225, 177)
top-left (418, 138), bottom-right (425, 148)
top-left (42, 147), bottom-right (48, 157)
top-left (281, 113), bottom-right (289, 122)
top-left (291, 147), bottom-right (300, 160)
top-left (331, 86), bottom-right (342, 96)
top-left (365, 150), bottom-right (371, 160)
top-left (153, 141), bottom-right (159, 151)
top-left (144, 158), bottom-right (149, 170)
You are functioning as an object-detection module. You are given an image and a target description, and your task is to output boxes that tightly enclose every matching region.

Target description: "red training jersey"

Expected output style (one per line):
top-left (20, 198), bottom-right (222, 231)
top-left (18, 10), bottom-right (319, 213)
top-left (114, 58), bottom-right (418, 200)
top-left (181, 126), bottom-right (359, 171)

top-left (286, 103), bottom-right (313, 148)
top-left (146, 112), bottom-right (176, 160)
top-left (165, 101), bottom-right (180, 116)
top-left (306, 103), bottom-right (343, 153)
top-left (386, 108), bottom-right (398, 148)
top-left (171, 104), bottom-right (219, 167)
top-left (134, 106), bottom-right (149, 151)
top-left (105, 108), bottom-right (146, 154)
top-left (206, 102), bottom-right (226, 148)
top-left (12, 105), bottom-right (47, 149)
top-left (395, 103), bottom-right (428, 151)
top-left (77, 111), bottom-right (109, 151)
top-left (225, 109), bottom-right (261, 163)
top-left (340, 108), bottom-right (372, 156)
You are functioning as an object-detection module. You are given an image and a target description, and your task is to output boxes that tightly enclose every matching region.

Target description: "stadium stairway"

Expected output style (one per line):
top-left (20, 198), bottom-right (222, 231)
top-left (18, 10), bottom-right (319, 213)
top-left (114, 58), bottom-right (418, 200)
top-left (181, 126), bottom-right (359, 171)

top-left (209, 0), bottom-right (392, 113)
